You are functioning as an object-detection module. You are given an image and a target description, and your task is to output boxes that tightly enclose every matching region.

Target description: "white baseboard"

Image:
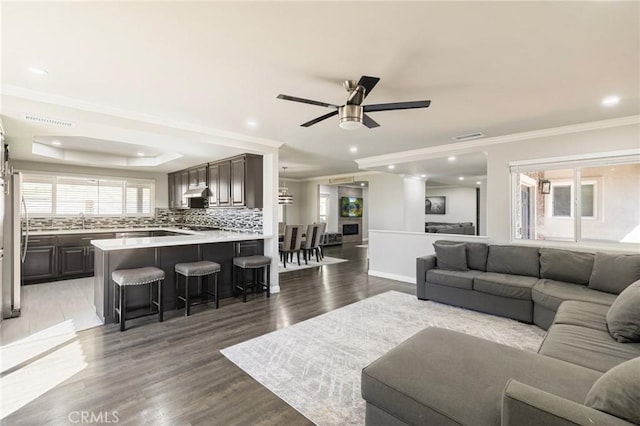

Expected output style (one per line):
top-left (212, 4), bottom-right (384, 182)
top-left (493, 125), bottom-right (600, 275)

top-left (269, 285), bottom-right (281, 294)
top-left (368, 270), bottom-right (415, 284)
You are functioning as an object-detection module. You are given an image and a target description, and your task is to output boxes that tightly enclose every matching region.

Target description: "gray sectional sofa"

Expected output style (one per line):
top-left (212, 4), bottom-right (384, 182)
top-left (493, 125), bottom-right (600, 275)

top-left (360, 242), bottom-right (640, 425)
top-left (416, 241), bottom-right (638, 329)
top-left (425, 222), bottom-right (476, 235)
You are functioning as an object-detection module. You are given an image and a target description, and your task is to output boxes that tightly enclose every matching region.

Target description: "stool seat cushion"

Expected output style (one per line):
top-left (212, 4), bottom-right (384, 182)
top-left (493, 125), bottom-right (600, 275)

top-left (112, 266), bottom-right (165, 286)
top-left (234, 255), bottom-right (271, 269)
top-left (175, 260), bottom-right (221, 277)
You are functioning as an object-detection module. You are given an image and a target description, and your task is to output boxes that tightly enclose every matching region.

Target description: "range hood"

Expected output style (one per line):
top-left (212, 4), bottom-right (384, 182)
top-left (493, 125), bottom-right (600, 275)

top-left (184, 187), bottom-right (209, 198)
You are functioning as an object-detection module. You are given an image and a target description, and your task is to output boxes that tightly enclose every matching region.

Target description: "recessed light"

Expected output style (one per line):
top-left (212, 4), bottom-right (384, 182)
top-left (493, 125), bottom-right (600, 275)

top-left (246, 120), bottom-right (258, 127)
top-left (360, 182), bottom-right (365, 186)
top-left (459, 177), bottom-right (464, 180)
top-left (420, 174), bottom-right (427, 178)
top-left (601, 95), bottom-right (620, 107)
top-left (388, 165), bottom-right (395, 170)
top-left (137, 152), bottom-right (145, 157)
top-left (448, 156), bottom-right (456, 161)
top-left (51, 141), bottom-right (62, 146)
top-left (476, 181), bottom-right (481, 185)
top-left (28, 67), bottom-right (48, 76)
top-left (350, 146), bottom-right (358, 153)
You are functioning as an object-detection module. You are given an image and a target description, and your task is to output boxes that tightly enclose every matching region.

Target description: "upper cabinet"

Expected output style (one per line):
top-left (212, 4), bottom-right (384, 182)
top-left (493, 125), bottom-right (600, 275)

top-left (170, 154), bottom-right (262, 209)
top-left (188, 165), bottom-right (207, 189)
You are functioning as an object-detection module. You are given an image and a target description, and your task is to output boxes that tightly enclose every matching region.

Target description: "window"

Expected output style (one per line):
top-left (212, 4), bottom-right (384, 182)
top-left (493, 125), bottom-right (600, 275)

top-left (511, 152), bottom-right (640, 244)
top-left (22, 173), bottom-right (155, 216)
top-left (319, 193), bottom-right (330, 223)
top-left (550, 182), bottom-right (597, 218)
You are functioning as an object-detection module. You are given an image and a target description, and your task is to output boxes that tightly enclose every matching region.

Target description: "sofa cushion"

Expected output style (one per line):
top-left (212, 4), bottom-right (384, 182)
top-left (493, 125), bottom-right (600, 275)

top-left (473, 272), bottom-right (538, 301)
top-left (532, 279), bottom-right (617, 311)
top-left (607, 280), bottom-right (640, 343)
top-left (588, 252), bottom-right (640, 294)
top-left (361, 328), bottom-right (601, 426)
top-left (538, 324), bottom-right (640, 373)
top-left (539, 248), bottom-right (594, 285)
top-left (486, 245), bottom-right (540, 277)
top-left (434, 240), bottom-right (488, 271)
top-left (584, 357), bottom-right (640, 425)
top-left (553, 301), bottom-right (609, 333)
top-left (426, 269), bottom-right (483, 290)
top-left (433, 242), bottom-right (468, 271)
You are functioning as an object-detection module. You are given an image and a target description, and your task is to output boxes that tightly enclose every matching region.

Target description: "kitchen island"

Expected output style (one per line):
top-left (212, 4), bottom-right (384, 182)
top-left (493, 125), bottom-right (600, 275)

top-left (92, 230), bottom-right (272, 323)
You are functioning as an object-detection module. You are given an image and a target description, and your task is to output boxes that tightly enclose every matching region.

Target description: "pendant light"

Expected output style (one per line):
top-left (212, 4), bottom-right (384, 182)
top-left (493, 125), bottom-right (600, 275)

top-left (279, 166), bottom-right (293, 205)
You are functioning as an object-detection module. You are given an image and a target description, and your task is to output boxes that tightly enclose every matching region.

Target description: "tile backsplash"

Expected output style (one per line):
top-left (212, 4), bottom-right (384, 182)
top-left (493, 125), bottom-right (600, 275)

top-left (27, 208), bottom-right (263, 233)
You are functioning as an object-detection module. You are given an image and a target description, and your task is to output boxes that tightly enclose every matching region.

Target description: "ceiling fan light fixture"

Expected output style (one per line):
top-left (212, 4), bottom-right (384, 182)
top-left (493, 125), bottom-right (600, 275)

top-left (339, 105), bottom-right (363, 130)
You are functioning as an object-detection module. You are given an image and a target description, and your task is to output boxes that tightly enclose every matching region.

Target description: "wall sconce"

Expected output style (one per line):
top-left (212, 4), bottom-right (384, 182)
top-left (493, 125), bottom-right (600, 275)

top-left (540, 180), bottom-right (551, 194)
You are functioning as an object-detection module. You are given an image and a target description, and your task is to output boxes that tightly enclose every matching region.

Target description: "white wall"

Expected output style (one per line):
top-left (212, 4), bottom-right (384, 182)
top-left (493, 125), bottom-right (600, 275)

top-left (281, 179), bottom-right (302, 224)
top-left (425, 186), bottom-right (477, 227)
top-left (319, 184), bottom-right (339, 232)
top-left (404, 177), bottom-right (426, 232)
top-left (366, 172), bottom-right (404, 230)
top-left (12, 160), bottom-right (169, 208)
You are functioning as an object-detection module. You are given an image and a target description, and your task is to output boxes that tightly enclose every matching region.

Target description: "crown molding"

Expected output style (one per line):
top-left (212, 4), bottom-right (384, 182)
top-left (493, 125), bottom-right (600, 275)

top-left (355, 115), bottom-right (640, 169)
top-left (300, 170), bottom-right (382, 182)
top-left (1, 85), bottom-right (284, 150)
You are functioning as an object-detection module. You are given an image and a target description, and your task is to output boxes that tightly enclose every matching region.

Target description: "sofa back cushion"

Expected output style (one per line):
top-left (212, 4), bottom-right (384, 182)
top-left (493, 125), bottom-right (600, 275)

top-left (486, 245), bottom-right (540, 277)
top-left (584, 357), bottom-right (640, 424)
top-left (434, 240), bottom-right (488, 271)
top-left (606, 280), bottom-right (640, 343)
top-left (539, 248), bottom-right (594, 285)
top-left (433, 242), bottom-right (468, 271)
top-left (588, 253), bottom-right (640, 294)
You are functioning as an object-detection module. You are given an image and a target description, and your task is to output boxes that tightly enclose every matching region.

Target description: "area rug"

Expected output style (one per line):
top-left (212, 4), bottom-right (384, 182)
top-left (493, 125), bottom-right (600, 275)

top-left (221, 291), bottom-right (546, 425)
top-left (278, 256), bottom-right (347, 273)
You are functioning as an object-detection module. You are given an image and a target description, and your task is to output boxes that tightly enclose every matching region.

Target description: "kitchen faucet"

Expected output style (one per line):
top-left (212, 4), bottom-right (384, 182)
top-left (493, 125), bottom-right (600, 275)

top-left (79, 212), bottom-right (85, 229)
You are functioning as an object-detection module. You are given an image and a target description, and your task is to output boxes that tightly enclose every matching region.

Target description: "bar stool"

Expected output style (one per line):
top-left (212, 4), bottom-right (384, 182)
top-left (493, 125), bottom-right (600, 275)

top-left (175, 260), bottom-right (221, 316)
top-left (112, 266), bottom-right (165, 332)
top-left (232, 255), bottom-right (271, 303)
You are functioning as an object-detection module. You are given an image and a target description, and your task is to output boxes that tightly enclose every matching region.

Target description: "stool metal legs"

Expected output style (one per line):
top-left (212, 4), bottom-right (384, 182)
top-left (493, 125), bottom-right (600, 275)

top-left (233, 265), bottom-right (270, 303)
top-left (176, 272), bottom-right (219, 315)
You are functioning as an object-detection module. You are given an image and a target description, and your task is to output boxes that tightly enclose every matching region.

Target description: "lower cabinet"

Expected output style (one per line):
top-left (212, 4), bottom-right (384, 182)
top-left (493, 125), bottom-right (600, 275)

top-left (22, 246), bottom-right (57, 282)
top-left (23, 233), bottom-right (114, 284)
top-left (59, 246), bottom-right (94, 277)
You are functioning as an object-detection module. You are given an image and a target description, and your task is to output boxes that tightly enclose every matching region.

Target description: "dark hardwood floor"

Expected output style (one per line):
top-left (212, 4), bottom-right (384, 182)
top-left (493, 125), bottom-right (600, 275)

top-left (3, 243), bottom-right (414, 426)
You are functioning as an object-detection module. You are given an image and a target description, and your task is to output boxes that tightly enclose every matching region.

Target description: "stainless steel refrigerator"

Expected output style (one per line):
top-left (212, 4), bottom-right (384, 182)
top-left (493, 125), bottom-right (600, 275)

top-left (2, 166), bottom-right (26, 320)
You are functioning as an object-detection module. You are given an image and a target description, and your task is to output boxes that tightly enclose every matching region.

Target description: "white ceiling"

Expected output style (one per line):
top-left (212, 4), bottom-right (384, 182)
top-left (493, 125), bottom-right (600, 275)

top-left (1, 1), bottom-right (638, 178)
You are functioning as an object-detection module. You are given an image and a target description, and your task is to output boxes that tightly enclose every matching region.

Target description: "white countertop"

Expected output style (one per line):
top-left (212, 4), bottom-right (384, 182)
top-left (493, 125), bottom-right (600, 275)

top-left (30, 227), bottom-right (195, 236)
top-left (91, 230), bottom-right (271, 251)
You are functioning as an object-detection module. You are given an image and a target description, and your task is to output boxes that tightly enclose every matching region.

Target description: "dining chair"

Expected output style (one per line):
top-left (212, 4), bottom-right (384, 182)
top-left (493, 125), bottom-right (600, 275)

top-left (279, 224), bottom-right (304, 268)
top-left (303, 223), bottom-right (325, 262)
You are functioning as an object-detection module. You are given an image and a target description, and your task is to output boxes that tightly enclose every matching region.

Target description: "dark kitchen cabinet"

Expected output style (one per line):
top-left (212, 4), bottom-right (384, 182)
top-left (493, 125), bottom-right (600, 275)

top-left (188, 165), bottom-right (207, 189)
top-left (208, 162), bottom-right (219, 206)
top-left (169, 153), bottom-right (263, 209)
top-left (23, 233), bottom-right (115, 284)
top-left (59, 246), bottom-right (87, 276)
top-left (231, 154), bottom-right (263, 209)
top-left (218, 160), bottom-right (231, 207)
top-left (22, 236), bottom-right (57, 282)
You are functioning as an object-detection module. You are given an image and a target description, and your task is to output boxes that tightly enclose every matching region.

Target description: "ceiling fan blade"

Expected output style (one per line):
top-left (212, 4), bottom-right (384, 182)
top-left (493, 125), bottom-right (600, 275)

top-left (301, 110), bottom-right (339, 127)
top-left (363, 114), bottom-right (380, 129)
top-left (357, 76), bottom-right (380, 98)
top-left (277, 94), bottom-right (339, 109)
top-left (364, 100), bottom-right (431, 113)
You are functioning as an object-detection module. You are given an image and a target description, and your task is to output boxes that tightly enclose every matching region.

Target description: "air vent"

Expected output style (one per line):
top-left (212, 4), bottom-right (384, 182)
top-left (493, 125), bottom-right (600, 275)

top-left (329, 176), bottom-right (355, 185)
top-left (452, 132), bottom-right (485, 142)
top-left (24, 114), bottom-right (76, 128)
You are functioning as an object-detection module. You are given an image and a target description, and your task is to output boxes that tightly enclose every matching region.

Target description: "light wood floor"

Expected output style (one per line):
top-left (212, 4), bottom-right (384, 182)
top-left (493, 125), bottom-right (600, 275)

top-left (1, 243), bottom-right (413, 425)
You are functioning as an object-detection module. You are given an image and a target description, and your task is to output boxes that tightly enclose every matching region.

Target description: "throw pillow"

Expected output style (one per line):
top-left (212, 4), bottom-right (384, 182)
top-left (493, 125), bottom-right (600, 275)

top-left (433, 240), bottom-right (488, 271)
top-left (539, 248), bottom-right (594, 285)
top-left (433, 242), bottom-right (468, 271)
top-left (606, 280), bottom-right (640, 343)
top-left (584, 357), bottom-right (640, 424)
top-left (588, 253), bottom-right (640, 294)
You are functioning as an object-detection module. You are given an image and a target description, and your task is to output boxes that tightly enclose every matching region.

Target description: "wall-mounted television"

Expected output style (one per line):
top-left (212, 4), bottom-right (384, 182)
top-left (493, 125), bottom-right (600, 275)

top-left (340, 196), bottom-right (363, 217)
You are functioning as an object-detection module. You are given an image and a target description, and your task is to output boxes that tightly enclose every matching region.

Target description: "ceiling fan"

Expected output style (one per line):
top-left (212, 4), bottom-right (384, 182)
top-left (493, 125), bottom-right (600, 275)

top-left (277, 75), bottom-right (431, 130)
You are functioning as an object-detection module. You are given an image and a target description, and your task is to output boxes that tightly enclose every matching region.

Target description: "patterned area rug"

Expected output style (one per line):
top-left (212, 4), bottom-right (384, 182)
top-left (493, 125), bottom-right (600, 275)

top-left (278, 256), bottom-right (347, 273)
top-left (221, 291), bottom-right (546, 425)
